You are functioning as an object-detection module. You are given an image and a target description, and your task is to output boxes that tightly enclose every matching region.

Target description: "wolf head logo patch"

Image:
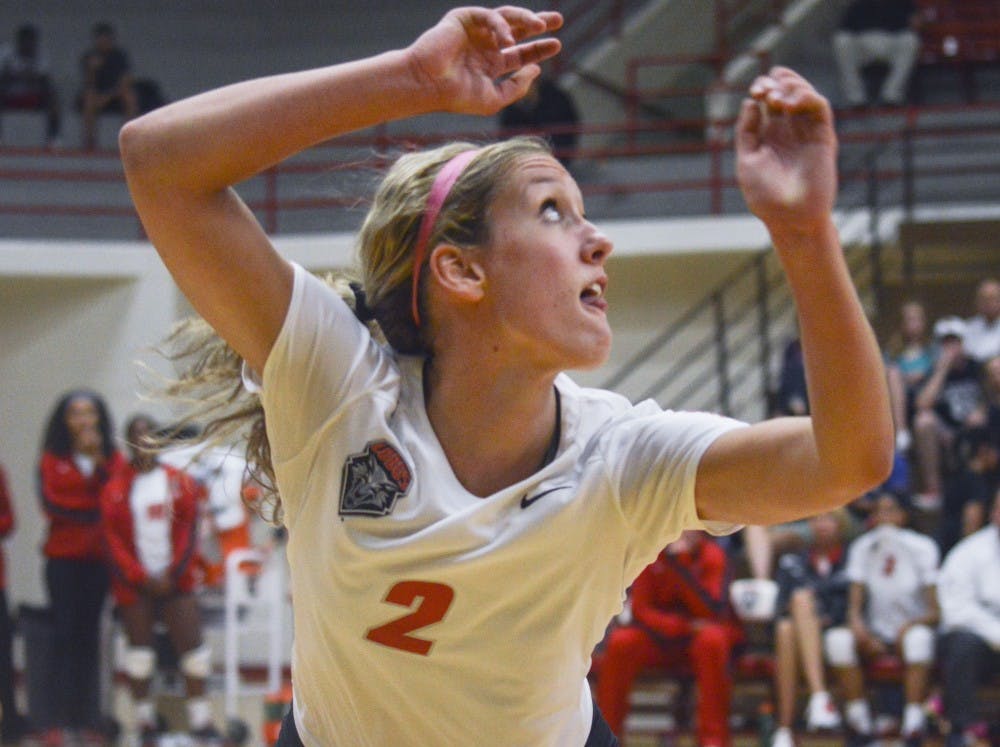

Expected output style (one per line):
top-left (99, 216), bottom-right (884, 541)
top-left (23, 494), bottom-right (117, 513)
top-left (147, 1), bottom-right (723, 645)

top-left (339, 440), bottom-right (413, 517)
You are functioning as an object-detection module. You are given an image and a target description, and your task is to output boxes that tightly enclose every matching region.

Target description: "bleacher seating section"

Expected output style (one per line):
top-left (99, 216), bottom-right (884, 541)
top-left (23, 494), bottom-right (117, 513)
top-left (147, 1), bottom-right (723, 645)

top-left (915, 0), bottom-right (1000, 102)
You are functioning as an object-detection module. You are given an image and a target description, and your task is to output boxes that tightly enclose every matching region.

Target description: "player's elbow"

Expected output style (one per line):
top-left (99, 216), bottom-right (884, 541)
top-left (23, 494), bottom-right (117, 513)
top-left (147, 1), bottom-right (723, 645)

top-left (827, 443), bottom-right (894, 503)
top-left (119, 115), bottom-right (161, 180)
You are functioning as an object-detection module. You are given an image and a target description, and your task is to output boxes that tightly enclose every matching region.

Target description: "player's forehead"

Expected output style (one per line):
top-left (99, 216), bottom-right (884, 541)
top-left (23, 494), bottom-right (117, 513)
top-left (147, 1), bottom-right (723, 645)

top-left (495, 154), bottom-right (583, 208)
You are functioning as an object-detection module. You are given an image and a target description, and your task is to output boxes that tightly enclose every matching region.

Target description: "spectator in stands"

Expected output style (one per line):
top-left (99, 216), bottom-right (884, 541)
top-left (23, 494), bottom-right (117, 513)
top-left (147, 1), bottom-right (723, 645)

top-left (832, 0), bottom-right (922, 108)
top-left (912, 317), bottom-right (985, 510)
top-left (770, 510), bottom-right (851, 747)
top-left (937, 353), bottom-right (1000, 554)
top-left (0, 461), bottom-right (28, 744)
top-left (884, 299), bottom-right (936, 454)
top-left (38, 389), bottom-right (126, 744)
top-left (825, 491), bottom-right (939, 740)
top-left (78, 21), bottom-right (137, 150)
top-left (498, 71), bottom-right (579, 166)
top-left (936, 487), bottom-right (1000, 747)
top-left (0, 23), bottom-right (62, 147)
top-left (100, 414), bottom-right (219, 742)
top-left (595, 531), bottom-right (743, 747)
top-left (963, 278), bottom-right (1000, 363)
top-left (776, 337), bottom-right (808, 416)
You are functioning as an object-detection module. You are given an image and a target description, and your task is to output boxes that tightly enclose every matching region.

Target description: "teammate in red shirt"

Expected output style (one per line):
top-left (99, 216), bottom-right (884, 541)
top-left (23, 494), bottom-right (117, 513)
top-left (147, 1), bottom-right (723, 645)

top-left (38, 389), bottom-right (125, 742)
top-left (596, 531), bottom-right (743, 746)
top-left (0, 462), bottom-right (28, 742)
top-left (100, 414), bottom-right (217, 742)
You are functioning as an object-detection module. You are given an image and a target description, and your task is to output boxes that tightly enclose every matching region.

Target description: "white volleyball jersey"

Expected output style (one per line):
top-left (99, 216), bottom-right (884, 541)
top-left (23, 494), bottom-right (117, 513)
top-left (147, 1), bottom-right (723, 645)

top-left (161, 444), bottom-right (247, 531)
top-left (844, 525), bottom-right (939, 642)
top-left (260, 263), bottom-right (745, 747)
top-left (938, 524), bottom-right (1000, 647)
top-left (130, 467), bottom-right (172, 577)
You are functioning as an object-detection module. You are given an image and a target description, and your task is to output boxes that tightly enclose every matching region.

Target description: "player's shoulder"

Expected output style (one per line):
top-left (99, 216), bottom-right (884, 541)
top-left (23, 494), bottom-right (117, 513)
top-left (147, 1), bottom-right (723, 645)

top-left (899, 527), bottom-right (938, 554)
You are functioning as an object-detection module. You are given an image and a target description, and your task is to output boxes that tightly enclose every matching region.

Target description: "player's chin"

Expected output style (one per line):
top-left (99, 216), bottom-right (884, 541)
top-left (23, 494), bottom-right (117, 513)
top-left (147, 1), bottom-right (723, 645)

top-left (568, 333), bottom-right (612, 371)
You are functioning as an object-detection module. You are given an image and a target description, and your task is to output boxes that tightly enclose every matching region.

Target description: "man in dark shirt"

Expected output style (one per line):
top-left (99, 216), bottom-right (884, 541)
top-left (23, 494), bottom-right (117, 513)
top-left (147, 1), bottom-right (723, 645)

top-left (499, 74), bottom-right (579, 167)
top-left (832, 0), bottom-right (921, 107)
top-left (79, 21), bottom-right (138, 149)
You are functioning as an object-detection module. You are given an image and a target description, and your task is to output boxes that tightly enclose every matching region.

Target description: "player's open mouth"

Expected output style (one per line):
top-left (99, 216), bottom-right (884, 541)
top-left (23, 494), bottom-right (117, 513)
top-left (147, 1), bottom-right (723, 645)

top-left (581, 280), bottom-right (607, 311)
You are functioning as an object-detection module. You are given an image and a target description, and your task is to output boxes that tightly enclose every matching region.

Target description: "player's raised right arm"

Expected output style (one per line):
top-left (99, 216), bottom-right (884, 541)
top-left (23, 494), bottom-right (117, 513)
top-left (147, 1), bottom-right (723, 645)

top-left (119, 6), bottom-right (561, 374)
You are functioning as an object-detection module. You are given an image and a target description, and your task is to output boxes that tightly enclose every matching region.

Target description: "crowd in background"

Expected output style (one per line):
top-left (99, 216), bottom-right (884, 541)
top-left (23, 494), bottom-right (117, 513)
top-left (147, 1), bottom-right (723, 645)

top-left (592, 278), bottom-right (1000, 747)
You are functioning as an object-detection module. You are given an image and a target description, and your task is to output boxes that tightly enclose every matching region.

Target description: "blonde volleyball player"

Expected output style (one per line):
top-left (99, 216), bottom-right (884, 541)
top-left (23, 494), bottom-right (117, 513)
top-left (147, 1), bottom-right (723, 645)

top-left (119, 6), bottom-right (893, 745)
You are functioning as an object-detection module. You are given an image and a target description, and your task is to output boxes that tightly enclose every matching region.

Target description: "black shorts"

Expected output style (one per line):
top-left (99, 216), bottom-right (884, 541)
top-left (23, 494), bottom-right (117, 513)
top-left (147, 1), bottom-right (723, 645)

top-left (275, 700), bottom-right (620, 746)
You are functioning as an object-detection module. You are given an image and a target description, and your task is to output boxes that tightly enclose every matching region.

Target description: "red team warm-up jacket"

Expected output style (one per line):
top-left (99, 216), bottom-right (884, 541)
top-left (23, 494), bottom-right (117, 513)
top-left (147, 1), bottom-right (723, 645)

top-left (39, 450), bottom-right (127, 561)
top-left (596, 538), bottom-right (743, 746)
top-left (99, 463), bottom-right (204, 606)
top-left (629, 539), bottom-right (739, 639)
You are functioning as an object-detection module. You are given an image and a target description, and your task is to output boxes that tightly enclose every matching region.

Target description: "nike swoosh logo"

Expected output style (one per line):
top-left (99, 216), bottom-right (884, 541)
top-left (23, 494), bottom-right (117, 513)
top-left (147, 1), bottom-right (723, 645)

top-left (520, 485), bottom-right (572, 509)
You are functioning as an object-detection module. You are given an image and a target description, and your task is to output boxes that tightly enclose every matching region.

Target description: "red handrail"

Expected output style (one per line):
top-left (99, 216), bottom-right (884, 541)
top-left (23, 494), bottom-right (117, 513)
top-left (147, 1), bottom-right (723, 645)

top-left (2, 101), bottom-right (999, 237)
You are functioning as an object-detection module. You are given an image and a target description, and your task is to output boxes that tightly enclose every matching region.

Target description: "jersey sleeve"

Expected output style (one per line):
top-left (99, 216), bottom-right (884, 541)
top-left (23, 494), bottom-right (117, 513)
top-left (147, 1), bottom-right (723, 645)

top-left (916, 535), bottom-right (940, 585)
top-left (599, 407), bottom-right (746, 580)
top-left (844, 534), bottom-right (867, 583)
top-left (260, 263), bottom-right (397, 468)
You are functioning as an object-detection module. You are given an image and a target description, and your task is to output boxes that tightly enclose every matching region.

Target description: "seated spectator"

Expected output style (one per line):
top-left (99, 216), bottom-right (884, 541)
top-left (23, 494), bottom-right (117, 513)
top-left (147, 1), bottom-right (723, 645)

top-left (498, 72), bottom-right (579, 167)
top-left (770, 510), bottom-right (850, 747)
top-left (963, 278), bottom-right (1000, 364)
top-left (595, 531), bottom-right (743, 747)
top-left (825, 491), bottom-right (939, 740)
top-left (0, 23), bottom-right (62, 147)
top-left (912, 317), bottom-right (985, 510)
top-left (78, 21), bottom-right (138, 150)
top-left (832, 0), bottom-right (921, 108)
top-left (884, 299), bottom-right (936, 453)
top-left (100, 414), bottom-right (219, 742)
top-left (776, 337), bottom-right (808, 416)
top-left (936, 489), bottom-right (1000, 747)
top-left (938, 353), bottom-right (1000, 554)
top-left (0, 460), bottom-right (28, 743)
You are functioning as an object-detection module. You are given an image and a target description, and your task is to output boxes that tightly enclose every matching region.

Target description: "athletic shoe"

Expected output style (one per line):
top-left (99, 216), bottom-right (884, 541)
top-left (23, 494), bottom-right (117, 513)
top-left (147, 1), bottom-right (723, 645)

top-left (805, 691), bottom-right (841, 731)
top-left (771, 726), bottom-right (795, 747)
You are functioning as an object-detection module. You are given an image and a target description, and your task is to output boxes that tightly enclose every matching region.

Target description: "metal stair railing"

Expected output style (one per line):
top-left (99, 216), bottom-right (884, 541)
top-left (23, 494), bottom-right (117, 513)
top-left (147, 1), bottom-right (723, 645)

top-left (598, 133), bottom-right (895, 421)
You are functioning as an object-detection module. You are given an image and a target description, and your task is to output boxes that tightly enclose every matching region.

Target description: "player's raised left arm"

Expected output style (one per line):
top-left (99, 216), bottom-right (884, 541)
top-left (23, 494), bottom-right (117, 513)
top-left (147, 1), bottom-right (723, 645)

top-left (694, 68), bottom-right (893, 526)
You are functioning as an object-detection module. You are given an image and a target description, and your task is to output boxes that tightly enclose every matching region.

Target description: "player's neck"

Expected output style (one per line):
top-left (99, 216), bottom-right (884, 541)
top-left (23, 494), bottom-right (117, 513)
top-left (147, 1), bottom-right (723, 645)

top-left (424, 359), bottom-right (559, 498)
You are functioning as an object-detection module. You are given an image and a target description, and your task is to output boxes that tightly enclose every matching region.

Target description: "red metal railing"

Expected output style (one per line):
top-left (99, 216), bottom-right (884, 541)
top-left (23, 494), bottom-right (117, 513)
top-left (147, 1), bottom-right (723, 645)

top-left (2, 99), bottom-right (999, 240)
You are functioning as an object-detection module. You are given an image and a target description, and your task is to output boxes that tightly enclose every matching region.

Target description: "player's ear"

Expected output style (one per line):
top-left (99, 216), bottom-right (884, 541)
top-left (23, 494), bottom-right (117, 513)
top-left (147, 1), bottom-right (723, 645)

top-left (428, 244), bottom-right (485, 304)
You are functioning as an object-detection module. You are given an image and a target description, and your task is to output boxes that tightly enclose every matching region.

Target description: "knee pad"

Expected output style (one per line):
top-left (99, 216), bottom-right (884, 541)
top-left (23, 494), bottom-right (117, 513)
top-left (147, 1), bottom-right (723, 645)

top-left (124, 646), bottom-right (156, 681)
top-left (824, 626), bottom-right (859, 667)
top-left (901, 624), bottom-right (934, 664)
top-left (179, 643), bottom-right (212, 680)
top-left (730, 578), bottom-right (778, 622)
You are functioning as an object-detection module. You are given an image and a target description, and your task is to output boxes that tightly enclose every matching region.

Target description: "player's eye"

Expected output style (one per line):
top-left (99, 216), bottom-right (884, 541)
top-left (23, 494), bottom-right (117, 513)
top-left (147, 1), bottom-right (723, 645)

top-left (540, 199), bottom-right (562, 223)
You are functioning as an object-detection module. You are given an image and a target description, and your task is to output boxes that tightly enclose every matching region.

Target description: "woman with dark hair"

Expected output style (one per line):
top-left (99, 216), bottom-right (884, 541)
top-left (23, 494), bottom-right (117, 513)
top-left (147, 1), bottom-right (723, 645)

top-left (38, 389), bottom-right (125, 745)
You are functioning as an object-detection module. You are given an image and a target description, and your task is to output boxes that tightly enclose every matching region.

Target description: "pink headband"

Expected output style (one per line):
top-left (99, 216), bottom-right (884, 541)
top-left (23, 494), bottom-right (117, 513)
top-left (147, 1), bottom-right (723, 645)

top-left (410, 149), bottom-right (481, 327)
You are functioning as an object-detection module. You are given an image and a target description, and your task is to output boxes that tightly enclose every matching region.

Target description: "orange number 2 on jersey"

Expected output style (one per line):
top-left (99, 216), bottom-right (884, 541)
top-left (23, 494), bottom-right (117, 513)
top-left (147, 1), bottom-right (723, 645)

top-left (365, 580), bottom-right (455, 655)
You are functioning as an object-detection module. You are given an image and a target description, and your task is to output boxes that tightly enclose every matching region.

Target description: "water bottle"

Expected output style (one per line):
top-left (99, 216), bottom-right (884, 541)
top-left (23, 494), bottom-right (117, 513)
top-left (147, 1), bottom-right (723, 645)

top-left (757, 700), bottom-right (775, 747)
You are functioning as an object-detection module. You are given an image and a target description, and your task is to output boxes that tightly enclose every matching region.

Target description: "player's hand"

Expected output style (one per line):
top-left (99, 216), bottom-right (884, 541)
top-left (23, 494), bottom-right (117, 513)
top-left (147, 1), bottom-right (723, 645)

top-left (735, 67), bottom-right (837, 235)
top-left (407, 6), bottom-right (563, 115)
